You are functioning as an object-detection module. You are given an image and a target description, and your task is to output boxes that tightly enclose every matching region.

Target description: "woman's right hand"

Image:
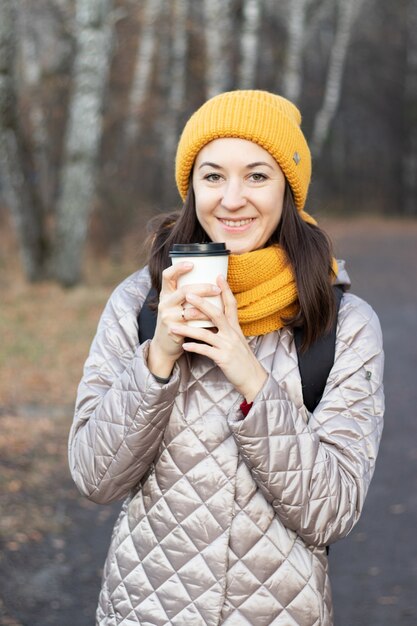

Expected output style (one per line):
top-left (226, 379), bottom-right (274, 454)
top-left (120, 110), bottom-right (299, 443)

top-left (147, 262), bottom-right (221, 379)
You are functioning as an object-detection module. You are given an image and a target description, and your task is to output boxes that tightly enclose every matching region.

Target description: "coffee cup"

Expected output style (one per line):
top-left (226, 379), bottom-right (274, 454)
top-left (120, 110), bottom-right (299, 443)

top-left (169, 242), bottom-right (230, 327)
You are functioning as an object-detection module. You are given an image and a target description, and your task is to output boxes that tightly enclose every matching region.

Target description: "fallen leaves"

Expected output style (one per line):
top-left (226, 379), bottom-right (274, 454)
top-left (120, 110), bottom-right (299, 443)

top-left (0, 229), bottom-right (136, 546)
top-left (0, 410), bottom-right (74, 545)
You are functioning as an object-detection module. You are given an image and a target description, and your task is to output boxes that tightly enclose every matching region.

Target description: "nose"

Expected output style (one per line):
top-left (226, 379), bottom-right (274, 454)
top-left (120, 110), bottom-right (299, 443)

top-left (221, 179), bottom-right (247, 211)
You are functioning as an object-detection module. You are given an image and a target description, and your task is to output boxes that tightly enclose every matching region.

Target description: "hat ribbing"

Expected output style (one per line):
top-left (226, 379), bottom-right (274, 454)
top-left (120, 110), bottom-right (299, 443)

top-left (175, 90), bottom-right (312, 210)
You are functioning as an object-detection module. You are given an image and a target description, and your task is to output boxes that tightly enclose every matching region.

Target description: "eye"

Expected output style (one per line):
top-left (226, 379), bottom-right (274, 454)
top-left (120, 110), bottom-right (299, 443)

top-left (204, 173), bottom-right (222, 182)
top-left (249, 172), bottom-right (268, 182)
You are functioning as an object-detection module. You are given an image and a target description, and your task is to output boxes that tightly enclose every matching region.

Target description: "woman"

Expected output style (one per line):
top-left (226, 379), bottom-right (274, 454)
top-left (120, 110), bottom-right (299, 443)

top-left (69, 90), bottom-right (384, 625)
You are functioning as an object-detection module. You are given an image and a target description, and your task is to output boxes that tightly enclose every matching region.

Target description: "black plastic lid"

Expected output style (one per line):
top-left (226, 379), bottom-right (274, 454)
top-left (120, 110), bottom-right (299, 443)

top-left (169, 242), bottom-right (230, 256)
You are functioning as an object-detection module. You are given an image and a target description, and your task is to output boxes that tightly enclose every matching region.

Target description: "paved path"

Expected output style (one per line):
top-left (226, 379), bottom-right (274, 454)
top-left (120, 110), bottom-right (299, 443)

top-left (1, 218), bottom-right (416, 625)
top-left (324, 218), bottom-right (417, 626)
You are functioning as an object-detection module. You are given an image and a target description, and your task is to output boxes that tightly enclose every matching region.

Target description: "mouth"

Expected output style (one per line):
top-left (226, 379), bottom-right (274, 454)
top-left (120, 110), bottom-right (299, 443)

top-left (217, 217), bottom-right (255, 230)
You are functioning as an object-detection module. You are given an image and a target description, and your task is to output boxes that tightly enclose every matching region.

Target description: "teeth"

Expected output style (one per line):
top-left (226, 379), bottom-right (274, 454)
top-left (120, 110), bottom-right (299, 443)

top-left (221, 219), bottom-right (253, 227)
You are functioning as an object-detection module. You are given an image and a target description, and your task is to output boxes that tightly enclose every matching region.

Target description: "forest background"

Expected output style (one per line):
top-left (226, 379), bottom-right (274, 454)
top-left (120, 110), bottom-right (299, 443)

top-left (0, 0), bottom-right (416, 286)
top-left (0, 1), bottom-right (417, 625)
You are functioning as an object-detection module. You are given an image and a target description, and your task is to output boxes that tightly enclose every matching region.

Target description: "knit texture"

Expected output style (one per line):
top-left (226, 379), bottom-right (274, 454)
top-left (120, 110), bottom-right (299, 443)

top-left (228, 247), bottom-right (340, 336)
top-left (227, 246), bottom-right (299, 336)
top-left (175, 90), bottom-right (312, 210)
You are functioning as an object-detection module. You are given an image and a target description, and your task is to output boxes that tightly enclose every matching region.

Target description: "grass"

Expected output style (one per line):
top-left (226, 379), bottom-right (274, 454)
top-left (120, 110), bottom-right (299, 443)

top-left (0, 232), bottom-right (140, 409)
top-left (0, 218), bottom-right (140, 544)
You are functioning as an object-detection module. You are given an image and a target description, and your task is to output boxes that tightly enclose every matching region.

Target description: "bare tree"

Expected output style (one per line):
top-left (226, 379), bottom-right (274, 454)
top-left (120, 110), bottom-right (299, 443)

top-left (124, 0), bottom-right (164, 143)
top-left (203, 0), bottom-right (233, 98)
top-left (238, 0), bottom-right (262, 90)
top-left (2, 0), bottom-right (413, 285)
top-left (18, 1), bottom-right (73, 213)
top-left (282, 0), bottom-right (309, 102)
top-left (18, 2), bottom-right (50, 210)
top-left (160, 0), bottom-right (189, 195)
top-left (53, 0), bottom-right (114, 286)
top-left (0, 0), bottom-right (46, 280)
top-left (303, 0), bottom-right (334, 39)
top-left (403, 0), bottom-right (417, 215)
top-left (311, 0), bottom-right (363, 157)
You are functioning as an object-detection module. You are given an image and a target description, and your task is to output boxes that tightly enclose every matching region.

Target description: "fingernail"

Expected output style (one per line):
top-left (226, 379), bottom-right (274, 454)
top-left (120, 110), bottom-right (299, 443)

top-left (211, 285), bottom-right (221, 293)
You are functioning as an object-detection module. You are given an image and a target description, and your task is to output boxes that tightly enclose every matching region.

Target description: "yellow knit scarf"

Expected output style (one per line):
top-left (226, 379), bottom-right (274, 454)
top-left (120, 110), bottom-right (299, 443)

top-left (227, 245), bottom-right (339, 336)
top-left (227, 246), bottom-right (299, 336)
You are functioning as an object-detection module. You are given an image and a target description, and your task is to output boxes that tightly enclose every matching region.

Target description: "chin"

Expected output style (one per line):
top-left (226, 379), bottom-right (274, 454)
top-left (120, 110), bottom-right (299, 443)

top-left (227, 242), bottom-right (257, 255)
top-left (229, 248), bottom-right (252, 254)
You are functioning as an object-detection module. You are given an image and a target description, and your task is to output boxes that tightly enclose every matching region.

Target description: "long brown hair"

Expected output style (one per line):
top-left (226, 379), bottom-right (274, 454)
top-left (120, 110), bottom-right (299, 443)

top-left (146, 183), bottom-right (337, 350)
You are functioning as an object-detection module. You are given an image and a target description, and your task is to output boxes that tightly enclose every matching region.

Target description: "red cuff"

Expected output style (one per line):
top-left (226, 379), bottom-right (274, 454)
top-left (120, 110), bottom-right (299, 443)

top-left (240, 400), bottom-right (253, 417)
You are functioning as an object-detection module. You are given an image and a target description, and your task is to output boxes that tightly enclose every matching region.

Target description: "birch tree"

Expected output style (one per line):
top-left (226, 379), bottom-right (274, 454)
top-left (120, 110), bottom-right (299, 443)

top-left (238, 0), bottom-right (262, 90)
top-left (311, 0), bottom-right (363, 157)
top-left (53, 0), bottom-right (113, 286)
top-left (282, 0), bottom-right (309, 102)
top-left (203, 0), bottom-right (233, 98)
top-left (0, 0), bottom-right (46, 280)
top-left (403, 0), bottom-right (417, 215)
top-left (19, 3), bottom-right (50, 210)
top-left (18, 0), bottom-right (73, 213)
top-left (124, 0), bottom-right (164, 143)
top-left (303, 0), bottom-right (333, 40)
top-left (160, 0), bottom-right (188, 194)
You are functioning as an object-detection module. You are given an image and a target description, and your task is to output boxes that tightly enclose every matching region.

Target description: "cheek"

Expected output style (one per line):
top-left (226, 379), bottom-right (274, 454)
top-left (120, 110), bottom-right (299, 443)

top-left (259, 193), bottom-right (283, 219)
top-left (261, 203), bottom-right (283, 238)
top-left (194, 199), bottom-right (213, 231)
top-left (194, 197), bottom-right (207, 220)
top-left (194, 188), bottom-right (217, 216)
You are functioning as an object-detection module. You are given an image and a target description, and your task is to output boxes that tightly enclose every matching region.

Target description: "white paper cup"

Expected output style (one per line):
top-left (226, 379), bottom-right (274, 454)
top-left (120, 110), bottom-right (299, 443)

top-left (170, 243), bottom-right (230, 327)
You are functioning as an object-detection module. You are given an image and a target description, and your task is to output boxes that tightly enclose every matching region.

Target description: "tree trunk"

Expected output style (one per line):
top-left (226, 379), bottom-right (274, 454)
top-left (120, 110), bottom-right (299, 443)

top-left (303, 0), bottom-right (334, 42)
top-left (19, 0), bottom-right (53, 214)
top-left (282, 0), bottom-right (309, 102)
top-left (311, 0), bottom-right (362, 157)
top-left (160, 0), bottom-right (189, 198)
top-left (0, 0), bottom-right (47, 281)
top-left (53, 0), bottom-right (113, 286)
top-left (124, 0), bottom-right (164, 143)
top-left (203, 0), bottom-right (233, 98)
top-left (403, 0), bottom-right (417, 215)
top-left (238, 0), bottom-right (262, 90)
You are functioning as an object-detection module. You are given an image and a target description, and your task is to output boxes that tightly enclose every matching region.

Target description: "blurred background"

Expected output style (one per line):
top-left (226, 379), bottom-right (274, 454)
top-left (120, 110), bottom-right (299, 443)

top-left (0, 0), bottom-right (416, 625)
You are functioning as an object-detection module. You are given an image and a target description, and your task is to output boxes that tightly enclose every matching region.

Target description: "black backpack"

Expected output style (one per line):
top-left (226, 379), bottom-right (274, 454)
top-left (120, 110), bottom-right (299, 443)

top-left (138, 286), bottom-right (344, 413)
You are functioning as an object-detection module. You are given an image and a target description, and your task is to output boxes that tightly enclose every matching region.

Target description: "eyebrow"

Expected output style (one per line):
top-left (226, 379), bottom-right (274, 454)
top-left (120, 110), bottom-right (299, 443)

top-left (198, 161), bottom-right (274, 170)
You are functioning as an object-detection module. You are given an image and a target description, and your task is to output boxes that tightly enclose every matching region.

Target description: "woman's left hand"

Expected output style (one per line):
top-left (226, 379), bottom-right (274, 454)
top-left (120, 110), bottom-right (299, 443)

top-left (170, 275), bottom-right (267, 403)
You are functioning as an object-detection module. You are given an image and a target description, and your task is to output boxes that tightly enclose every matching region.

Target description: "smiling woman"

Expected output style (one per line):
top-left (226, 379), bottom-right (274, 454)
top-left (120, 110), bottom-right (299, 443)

top-left (68, 90), bottom-right (384, 626)
top-left (193, 138), bottom-right (285, 254)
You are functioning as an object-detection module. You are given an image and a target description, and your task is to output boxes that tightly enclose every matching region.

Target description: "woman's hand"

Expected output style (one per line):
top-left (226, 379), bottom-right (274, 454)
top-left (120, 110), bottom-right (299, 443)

top-left (147, 262), bottom-right (221, 379)
top-left (170, 275), bottom-right (267, 402)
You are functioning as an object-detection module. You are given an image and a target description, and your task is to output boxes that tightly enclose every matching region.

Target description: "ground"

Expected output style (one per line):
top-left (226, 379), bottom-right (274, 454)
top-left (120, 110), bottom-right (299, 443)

top-left (0, 215), bottom-right (416, 625)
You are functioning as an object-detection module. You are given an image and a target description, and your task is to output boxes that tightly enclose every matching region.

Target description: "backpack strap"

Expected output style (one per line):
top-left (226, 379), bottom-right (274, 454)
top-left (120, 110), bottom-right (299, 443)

top-left (137, 285), bottom-right (344, 413)
top-left (138, 287), bottom-right (158, 344)
top-left (293, 285), bottom-right (344, 413)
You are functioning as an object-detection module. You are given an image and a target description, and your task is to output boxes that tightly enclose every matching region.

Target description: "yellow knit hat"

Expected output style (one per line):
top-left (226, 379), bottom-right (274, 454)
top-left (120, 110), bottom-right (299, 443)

top-left (175, 90), bottom-right (312, 210)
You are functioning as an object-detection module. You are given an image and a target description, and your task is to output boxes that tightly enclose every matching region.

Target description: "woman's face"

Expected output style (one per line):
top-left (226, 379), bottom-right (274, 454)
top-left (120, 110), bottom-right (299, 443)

top-left (192, 138), bottom-right (286, 255)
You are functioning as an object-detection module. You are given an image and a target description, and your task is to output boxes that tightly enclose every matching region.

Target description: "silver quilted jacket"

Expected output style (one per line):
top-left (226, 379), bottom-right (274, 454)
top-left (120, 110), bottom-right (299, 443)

top-left (68, 263), bottom-right (384, 626)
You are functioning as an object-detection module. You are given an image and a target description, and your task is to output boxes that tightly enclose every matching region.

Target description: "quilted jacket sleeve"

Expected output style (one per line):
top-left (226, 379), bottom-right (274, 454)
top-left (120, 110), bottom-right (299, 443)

top-left (68, 269), bottom-right (180, 505)
top-left (228, 294), bottom-right (384, 547)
